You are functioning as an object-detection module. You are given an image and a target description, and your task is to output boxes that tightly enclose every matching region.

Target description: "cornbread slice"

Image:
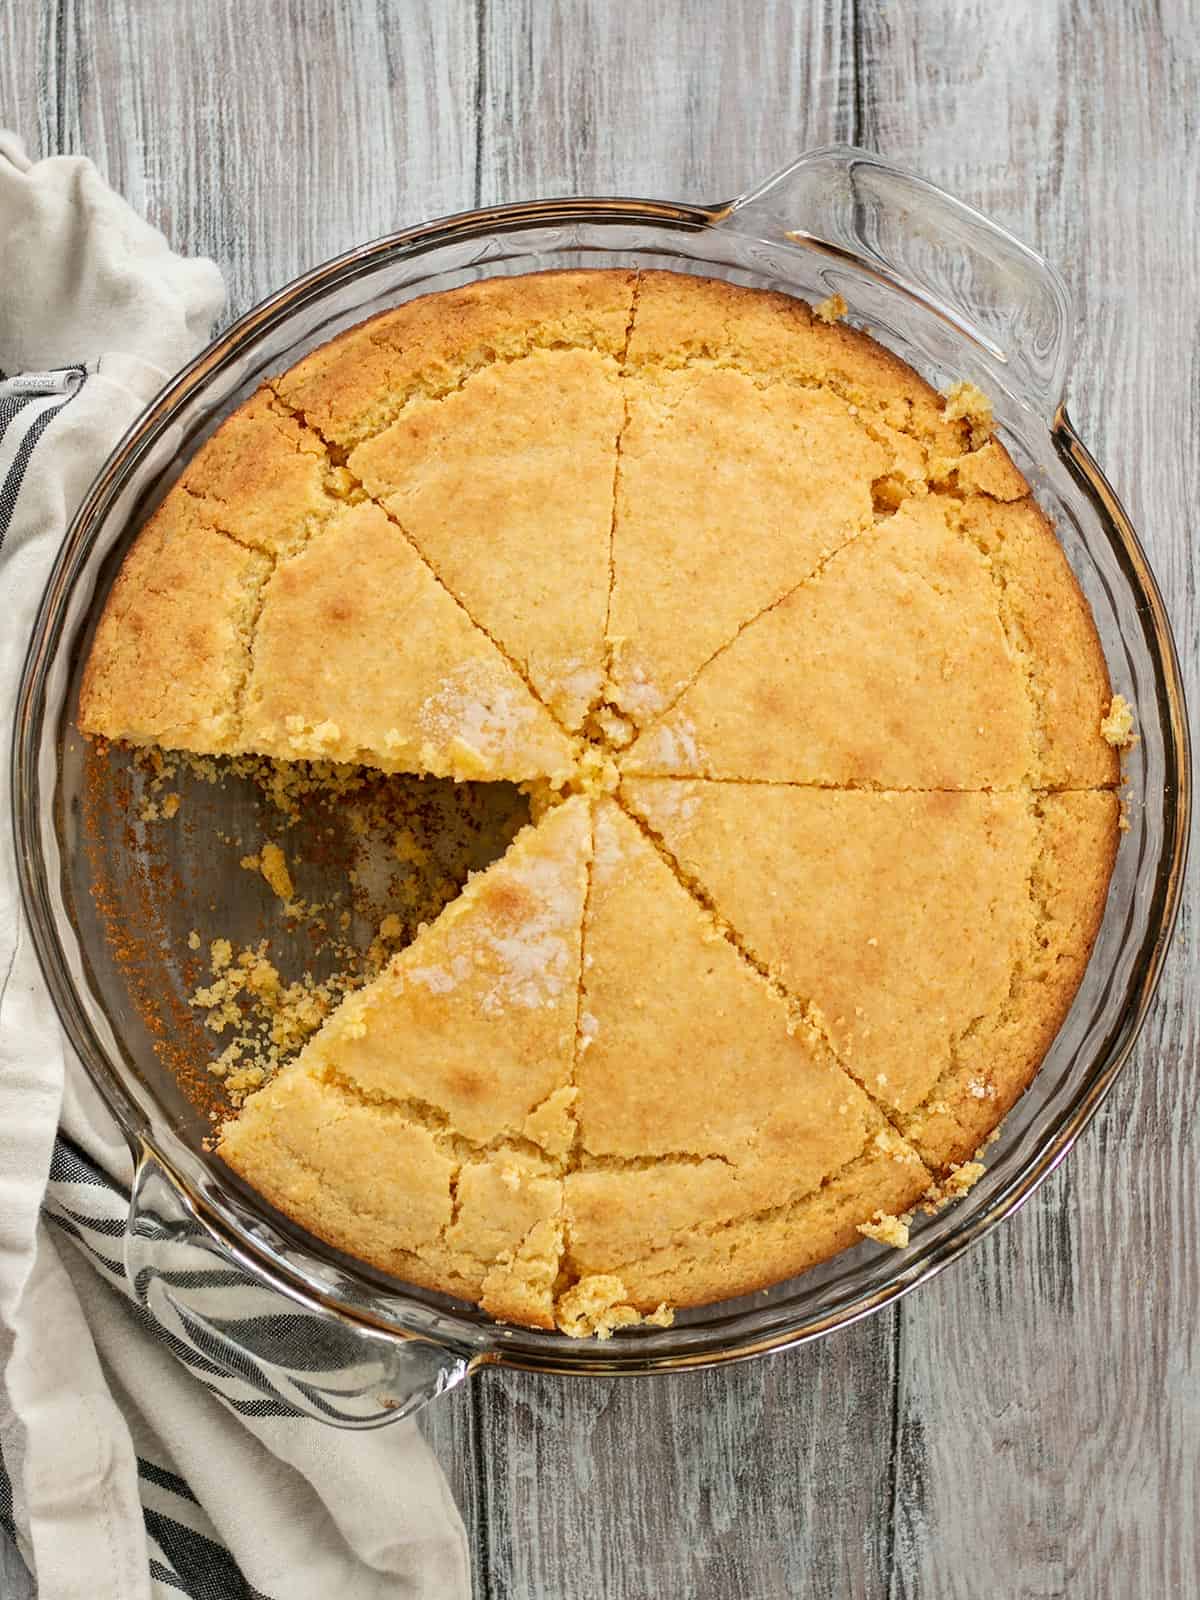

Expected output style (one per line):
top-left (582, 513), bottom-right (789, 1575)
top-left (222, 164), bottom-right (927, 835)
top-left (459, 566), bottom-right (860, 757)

top-left (621, 496), bottom-right (1036, 787)
top-left (625, 271), bottom-right (976, 466)
top-left (79, 518), bottom-right (270, 754)
top-left (350, 347), bottom-right (623, 728)
top-left (606, 363), bottom-right (896, 719)
top-left (623, 780), bottom-right (1051, 1129)
top-left (239, 502), bottom-right (577, 782)
top-left (219, 798), bottom-right (593, 1326)
top-left (901, 789), bottom-right (1119, 1167)
top-left (576, 1136), bottom-right (932, 1314)
top-left (254, 796), bottom-right (590, 1148)
top-left (563, 800), bottom-right (931, 1304)
top-left (166, 385), bottom-right (336, 558)
top-left (275, 269), bottom-right (638, 451)
top-left (218, 1068), bottom-right (566, 1327)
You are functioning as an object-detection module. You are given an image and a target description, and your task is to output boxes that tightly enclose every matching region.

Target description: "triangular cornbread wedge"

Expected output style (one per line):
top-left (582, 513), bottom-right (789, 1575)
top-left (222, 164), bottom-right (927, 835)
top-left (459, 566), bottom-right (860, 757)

top-left (79, 519), bottom-right (271, 755)
top-left (219, 797), bottom-right (593, 1327)
top-left (605, 362), bottom-right (895, 720)
top-left (164, 386), bottom-right (336, 558)
top-left (239, 501), bottom-right (577, 782)
top-left (350, 347), bottom-right (623, 729)
top-left (261, 795), bottom-right (589, 1146)
top-left (218, 1067), bottom-right (567, 1326)
top-left (622, 496), bottom-right (1037, 787)
top-left (624, 779), bottom-right (1116, 1166)
top-left (625, 271), bottom-right (977, 460)
top-left (606, 269), bottom-right (1004, 722)
top-left (562, 801), bottom-right (930, 1307)
top-left (77, 388), bottom-right (337, 753)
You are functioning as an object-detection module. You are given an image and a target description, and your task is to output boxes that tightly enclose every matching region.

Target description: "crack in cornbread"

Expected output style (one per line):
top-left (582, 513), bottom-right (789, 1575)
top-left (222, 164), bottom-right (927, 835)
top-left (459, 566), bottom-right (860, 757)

top-left (263, 382), bottom-right (584, 749)
top-left (620, 780), bottom-right (1120, 1164)
top-left (613, 790), bottom-right (921, 1146)
top-left (588, 273), bottom-right (643, 736)
top-left (77, 268), bottom-right (1124, 1336)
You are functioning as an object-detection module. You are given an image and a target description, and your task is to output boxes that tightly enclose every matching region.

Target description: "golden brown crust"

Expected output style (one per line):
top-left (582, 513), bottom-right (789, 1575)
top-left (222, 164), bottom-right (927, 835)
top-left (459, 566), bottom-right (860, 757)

top-left (78, 512), bottom-right (269, 752)
top-left (218, 1070), bottom-right (563, 1326)
top-left (901, 790), bottom-right (1120, 1168)
top-left (621, 495), bottom-right (1037, 787)
top-left (81, 266), bottom-right (1123, 1332)
top-left (170, 387), bottom-right (335, 557)
top-left (956, 495), bottom-right (1120, 787)
top-left (276, 268), bottom-right (638, 450)
top-left (237, 500), bottom-right (577, 781)
top-left (600, 1139), bottom-right (932, 1313)
top-left (627, 271), bottom-right (970, 459)
top-left (350, 345), bottom-right (623, 729)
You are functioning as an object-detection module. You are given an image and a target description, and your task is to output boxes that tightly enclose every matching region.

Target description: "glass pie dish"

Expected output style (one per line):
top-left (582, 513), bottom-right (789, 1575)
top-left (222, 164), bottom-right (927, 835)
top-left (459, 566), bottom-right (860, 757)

top-left (13, 147), bottom-right (1191, 1421)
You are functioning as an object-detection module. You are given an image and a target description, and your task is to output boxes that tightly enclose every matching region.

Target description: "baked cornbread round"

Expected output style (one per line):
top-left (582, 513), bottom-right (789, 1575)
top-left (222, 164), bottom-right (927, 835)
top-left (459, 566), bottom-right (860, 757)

top-left (79, 269), bottom-right (1123, 1337)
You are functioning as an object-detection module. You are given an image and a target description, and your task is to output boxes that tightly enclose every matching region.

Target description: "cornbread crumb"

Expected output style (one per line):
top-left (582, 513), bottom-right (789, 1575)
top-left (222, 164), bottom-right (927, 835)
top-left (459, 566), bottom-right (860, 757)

top-left (813, 292), bottom-right (848, 325)
top-left (554, 1274), bottom-right (646, 1340)
top-left (259, 841), bottom-right (295, 902)
top-left (920, 1160), bottom-right (987, 1214)
top-left (190, 935), bottom-right (357, 1104)
top-left (942, 379), bottom-right (994, 446)
top-left (858, 1211), bottom-right (911, 1248)
top-left (1100, 693), bottom-right (1137, 748)
top-left (187, 930), bottom-right (201, 951)
top-left (587, 706), bottom-right (636, 750)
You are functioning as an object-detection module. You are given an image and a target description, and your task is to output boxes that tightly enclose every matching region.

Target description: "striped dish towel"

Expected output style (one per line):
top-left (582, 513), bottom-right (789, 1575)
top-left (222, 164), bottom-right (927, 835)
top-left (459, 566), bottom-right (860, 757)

top-left (0, 138), bottom-right (468, 1600)
top-left (0, 366), bottom-right (86, 534)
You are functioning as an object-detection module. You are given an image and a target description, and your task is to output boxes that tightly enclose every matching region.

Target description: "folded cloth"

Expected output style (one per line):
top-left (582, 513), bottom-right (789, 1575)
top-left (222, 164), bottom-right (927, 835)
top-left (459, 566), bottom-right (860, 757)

top-left (0, 132), bottom-right (470, 1600)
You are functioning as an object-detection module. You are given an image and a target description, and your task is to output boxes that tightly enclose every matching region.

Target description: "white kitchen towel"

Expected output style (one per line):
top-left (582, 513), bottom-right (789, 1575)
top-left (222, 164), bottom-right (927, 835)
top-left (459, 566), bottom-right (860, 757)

top-left (0, 132), bottom-right (470, 1600)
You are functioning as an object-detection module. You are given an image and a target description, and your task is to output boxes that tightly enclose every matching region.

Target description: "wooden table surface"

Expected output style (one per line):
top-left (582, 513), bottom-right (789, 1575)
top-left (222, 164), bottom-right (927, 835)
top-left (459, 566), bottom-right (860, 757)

top-left (3, 3), bottom-right (1197, 1596)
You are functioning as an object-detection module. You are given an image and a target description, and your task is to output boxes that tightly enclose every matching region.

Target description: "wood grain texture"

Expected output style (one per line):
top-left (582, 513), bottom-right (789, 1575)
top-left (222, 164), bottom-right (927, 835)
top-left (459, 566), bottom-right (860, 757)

top-left (476, 0), bottom-right (857, 204)
top-left (50, 0), bottom-right (480, 325)
top-left (1, 0), bottom-right (1196, 1596)
top-left (859, 4), bottom-right (1200, 1596)
top-left (471, 7), bottom-right (920, 1599)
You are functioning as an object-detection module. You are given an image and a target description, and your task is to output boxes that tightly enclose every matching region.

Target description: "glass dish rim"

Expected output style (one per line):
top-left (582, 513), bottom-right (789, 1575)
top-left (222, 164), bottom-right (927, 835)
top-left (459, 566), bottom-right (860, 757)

top-left (12, 189), bottom-right (1193, 1379)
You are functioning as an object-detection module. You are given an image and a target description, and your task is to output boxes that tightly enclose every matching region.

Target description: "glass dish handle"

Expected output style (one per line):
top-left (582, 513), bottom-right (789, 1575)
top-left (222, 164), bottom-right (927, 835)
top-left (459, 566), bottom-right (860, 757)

top-left (719, 144), bottom-right (1074, 425)
top-left (125, 1143), bottom-right (472, 1425)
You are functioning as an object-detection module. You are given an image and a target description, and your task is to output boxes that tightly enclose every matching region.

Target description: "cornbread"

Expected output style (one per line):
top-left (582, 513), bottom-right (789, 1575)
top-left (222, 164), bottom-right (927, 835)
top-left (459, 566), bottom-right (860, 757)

top-left (79, 268), bottom-right (1124, 1334)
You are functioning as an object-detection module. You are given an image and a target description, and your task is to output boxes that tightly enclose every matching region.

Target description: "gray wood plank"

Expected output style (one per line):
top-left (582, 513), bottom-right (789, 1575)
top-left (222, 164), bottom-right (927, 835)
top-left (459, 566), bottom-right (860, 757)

top-left (477, 0), bottom-right (858, 205)
top-left (475, 1321), bottom-right (897, 1600)
top-left (0, 2), bottom-right (58, 164)
top-left (474, 5), bottom-right (911, 1599)
top-left (857, 3), bottom-right (1200, 1596)
top-left (54, 0), bottom-right (481, 326)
